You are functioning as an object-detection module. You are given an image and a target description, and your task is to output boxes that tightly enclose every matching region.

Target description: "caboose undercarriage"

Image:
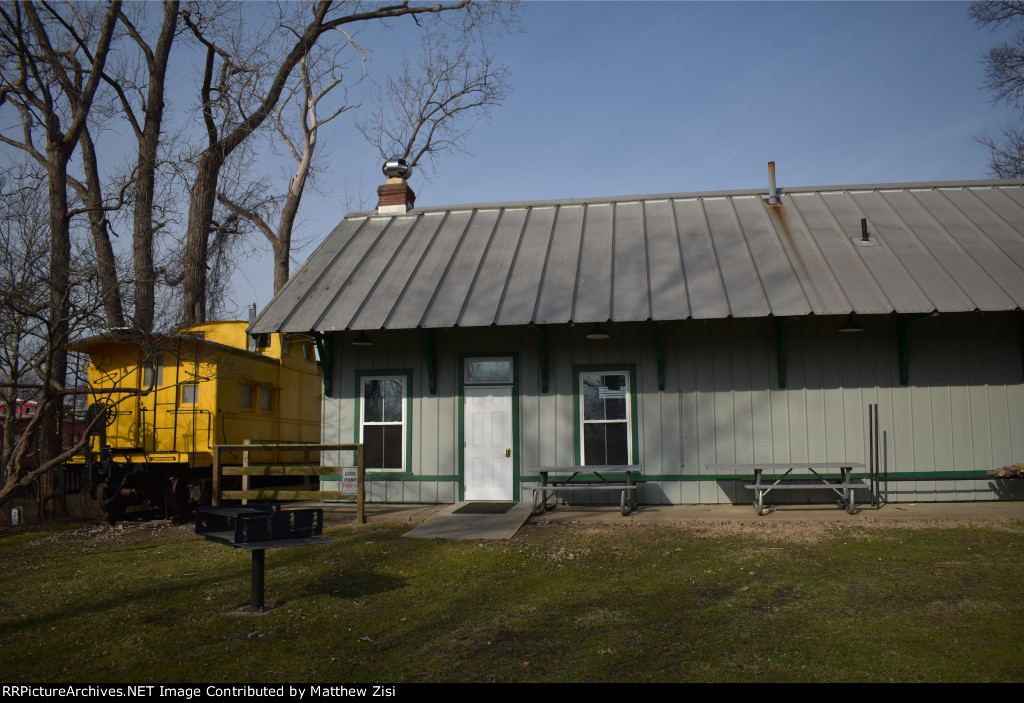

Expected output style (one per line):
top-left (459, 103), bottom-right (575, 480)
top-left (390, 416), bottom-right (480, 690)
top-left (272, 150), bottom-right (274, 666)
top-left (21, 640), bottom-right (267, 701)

top-left (68, 445), bottom-right (212, 521)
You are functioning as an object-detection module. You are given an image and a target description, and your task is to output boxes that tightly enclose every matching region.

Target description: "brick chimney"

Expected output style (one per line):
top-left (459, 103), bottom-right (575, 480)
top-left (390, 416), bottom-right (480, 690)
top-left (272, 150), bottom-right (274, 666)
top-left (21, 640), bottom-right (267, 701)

top-left (376, 158), bottom-right (416, 214)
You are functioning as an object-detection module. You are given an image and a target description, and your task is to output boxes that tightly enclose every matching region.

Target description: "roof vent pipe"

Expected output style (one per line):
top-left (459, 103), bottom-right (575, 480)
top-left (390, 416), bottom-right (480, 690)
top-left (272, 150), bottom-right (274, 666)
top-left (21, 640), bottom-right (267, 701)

top-left (377, 158), bottom-right (416, 214)
top-left (861, 218), bottom-right (869, 242)
top-left (768, 161), bottom-right (778, 205)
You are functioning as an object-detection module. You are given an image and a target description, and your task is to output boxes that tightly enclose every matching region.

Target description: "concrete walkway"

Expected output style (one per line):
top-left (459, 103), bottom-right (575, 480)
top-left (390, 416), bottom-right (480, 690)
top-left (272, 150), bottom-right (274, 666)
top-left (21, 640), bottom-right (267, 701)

top-left (311, 499), bottom-right (1023, 529)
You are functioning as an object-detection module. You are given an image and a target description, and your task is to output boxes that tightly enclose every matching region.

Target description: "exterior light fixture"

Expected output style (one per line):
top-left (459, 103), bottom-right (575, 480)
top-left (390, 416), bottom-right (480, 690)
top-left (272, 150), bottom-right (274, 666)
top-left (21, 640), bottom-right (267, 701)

top-left (351, 331), bottom-right (374, 346)
top-left (585, 324), bottom-right (610, 340)
top-left (837, 313), bottom-right (864, 333)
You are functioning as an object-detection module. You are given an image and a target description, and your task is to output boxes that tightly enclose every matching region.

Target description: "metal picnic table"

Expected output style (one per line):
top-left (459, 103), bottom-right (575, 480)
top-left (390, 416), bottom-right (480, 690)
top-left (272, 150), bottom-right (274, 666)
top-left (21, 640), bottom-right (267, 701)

top-left (529, 465), bottom-right (643, 516)
top-left (708, 463), bottom-right (868, 515)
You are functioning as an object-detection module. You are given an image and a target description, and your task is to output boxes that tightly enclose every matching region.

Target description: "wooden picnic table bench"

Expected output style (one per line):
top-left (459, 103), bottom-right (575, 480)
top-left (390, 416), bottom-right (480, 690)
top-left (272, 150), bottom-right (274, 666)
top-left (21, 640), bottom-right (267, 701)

top-left (528, 466), bottom-right (643, 516)
top-left (708, 463), bottom-right (868, 515)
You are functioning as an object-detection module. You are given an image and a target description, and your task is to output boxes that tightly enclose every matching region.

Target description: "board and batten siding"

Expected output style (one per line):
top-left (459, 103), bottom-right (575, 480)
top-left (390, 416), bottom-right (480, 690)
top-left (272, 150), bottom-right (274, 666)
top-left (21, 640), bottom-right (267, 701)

top-left (321, 311), bottom-right (1024, 504)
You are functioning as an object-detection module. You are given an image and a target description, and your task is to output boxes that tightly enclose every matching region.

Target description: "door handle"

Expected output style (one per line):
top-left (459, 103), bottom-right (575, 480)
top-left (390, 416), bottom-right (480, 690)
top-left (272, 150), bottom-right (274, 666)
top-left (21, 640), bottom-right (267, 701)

top-left (505, 447), bottom-right (511, 457)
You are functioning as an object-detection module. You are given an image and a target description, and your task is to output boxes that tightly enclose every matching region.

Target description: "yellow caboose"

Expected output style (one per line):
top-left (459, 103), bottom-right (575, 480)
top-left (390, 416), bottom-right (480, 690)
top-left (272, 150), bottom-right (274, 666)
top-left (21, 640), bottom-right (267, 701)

top-left (66, 320), bottom-right (321, 518)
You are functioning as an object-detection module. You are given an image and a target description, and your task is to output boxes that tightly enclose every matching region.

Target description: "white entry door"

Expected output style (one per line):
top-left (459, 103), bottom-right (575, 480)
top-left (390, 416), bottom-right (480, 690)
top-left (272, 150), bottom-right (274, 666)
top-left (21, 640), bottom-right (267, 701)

top-left (463, 386), bottom-right (513, 501)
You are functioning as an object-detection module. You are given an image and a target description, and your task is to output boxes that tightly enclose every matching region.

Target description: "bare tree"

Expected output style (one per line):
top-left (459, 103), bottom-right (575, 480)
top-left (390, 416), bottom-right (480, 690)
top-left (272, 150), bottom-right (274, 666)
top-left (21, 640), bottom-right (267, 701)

top-left (104, 0), bottom-right (180, 332)
top-left (358, 28), bottom-right (510, 176)
top-left (216, 36), bottom-right (359, 294)
top-left (972, 1), bottom-right (1024, 177)
top-left (0, 0), bottom-right (122, 498)
top-left (216, 7), bottom-right (512, 297)
top-left (0, 171), bottom-right (111, 513)
top-left (178, 0), bottom-right (501, 324)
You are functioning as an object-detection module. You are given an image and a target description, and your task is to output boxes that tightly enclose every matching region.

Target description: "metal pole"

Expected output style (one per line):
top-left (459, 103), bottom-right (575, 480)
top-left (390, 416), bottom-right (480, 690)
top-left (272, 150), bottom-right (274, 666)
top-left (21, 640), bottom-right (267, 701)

top-left (868, 404), bottom-right (875, 507)
top-left (874, 403), bottom-right (880, 508)
top-left (356, 443), bottom-right (366, 525)
top-left (251, 549), bottom-right (265, 611)
top-left (212, 445), bottom-right (221, 506)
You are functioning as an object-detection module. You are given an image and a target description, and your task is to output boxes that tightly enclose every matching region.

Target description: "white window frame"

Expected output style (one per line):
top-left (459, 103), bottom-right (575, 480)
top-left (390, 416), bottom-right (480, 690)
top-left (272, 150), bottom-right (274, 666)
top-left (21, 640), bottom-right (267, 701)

top-left (578, 370), bottom-right (633, 466)
top-left (359, 375), bottom-right (407, 472)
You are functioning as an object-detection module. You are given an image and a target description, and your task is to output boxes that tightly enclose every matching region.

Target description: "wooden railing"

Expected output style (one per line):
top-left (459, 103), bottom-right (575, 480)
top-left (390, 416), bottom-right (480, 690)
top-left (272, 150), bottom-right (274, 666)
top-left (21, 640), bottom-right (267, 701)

top-left (211, 442), bottom-right (365, 524)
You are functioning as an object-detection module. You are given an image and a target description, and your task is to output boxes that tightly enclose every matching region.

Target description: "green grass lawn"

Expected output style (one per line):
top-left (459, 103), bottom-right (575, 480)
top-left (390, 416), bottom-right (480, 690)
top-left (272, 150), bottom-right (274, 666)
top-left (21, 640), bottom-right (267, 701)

top-left (1, 519), bottom-right (1021, 683)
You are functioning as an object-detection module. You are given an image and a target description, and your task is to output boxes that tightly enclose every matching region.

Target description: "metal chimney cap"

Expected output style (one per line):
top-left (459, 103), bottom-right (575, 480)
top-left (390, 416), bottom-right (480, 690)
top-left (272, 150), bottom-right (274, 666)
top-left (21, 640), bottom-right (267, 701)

top-left (383, 158), bottom-right (412, 180)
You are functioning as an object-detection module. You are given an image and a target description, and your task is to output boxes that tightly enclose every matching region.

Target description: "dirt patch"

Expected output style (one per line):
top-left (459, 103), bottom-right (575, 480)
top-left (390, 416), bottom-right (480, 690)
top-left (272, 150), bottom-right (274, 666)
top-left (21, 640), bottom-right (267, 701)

top-left (524, 516), bottom-right (1024, 544)
top-left (24, 520), bottom-right (199, 549)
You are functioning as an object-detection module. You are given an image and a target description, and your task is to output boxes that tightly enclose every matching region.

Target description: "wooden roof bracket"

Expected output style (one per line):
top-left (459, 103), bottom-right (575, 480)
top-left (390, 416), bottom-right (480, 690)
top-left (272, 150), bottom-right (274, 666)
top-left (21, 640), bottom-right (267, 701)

top-left (656, 322), bottom-right (666, 391)
top-left (1017, 310), bottom-right (1024, 382)
top-left (775, 316), bottom-right (792, 389)
top-left (416, 329), bottom-right (438, 395)
top-left (897, 313), bottom-right (933, 386)
top-left (312, 332), bottom-right (333, 396)
top-left (534, 325), bottom-right (549, 393)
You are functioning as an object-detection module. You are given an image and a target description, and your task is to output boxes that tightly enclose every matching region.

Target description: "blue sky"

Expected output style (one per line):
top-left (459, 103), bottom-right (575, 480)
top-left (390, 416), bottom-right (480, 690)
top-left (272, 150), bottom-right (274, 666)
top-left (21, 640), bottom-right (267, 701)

top-left (10, 1), bottom-right (1016, 318)
top-left (231, 0), bottom-right (1020, 316)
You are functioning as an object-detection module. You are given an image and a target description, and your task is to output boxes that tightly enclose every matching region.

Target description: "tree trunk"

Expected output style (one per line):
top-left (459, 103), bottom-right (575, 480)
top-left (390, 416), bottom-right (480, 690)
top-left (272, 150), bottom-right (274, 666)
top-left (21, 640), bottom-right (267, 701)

top-left (79, 128), bottom-right (126, 329)
top-left (131, 0), bottom-right (178, 332)
top-left (183, 150), bottom-right (225, 325)
top-left (40, 145), bottom-right (72, 518)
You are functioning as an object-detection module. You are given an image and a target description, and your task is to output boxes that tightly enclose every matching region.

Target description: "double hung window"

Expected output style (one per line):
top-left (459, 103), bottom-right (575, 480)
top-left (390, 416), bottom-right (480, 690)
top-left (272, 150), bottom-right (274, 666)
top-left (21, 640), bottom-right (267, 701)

top-left (579, 371), bottom-right (632, 465)
top-left (360, 376), bottom-right (406, 471)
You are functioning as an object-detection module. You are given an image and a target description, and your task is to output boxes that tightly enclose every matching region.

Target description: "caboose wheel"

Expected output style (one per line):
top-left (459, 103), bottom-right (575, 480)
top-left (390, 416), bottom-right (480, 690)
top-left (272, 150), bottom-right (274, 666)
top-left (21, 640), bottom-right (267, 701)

top-left (100, 494), bottom-right (129, 523)
top-left (171, 477), bottom-right (195, 521)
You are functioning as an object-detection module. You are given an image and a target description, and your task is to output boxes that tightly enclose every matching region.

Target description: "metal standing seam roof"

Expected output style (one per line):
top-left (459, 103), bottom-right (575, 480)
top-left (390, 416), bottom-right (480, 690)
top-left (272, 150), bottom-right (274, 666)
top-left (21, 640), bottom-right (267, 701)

top-left (251, 180), bottom-right (1024, 334)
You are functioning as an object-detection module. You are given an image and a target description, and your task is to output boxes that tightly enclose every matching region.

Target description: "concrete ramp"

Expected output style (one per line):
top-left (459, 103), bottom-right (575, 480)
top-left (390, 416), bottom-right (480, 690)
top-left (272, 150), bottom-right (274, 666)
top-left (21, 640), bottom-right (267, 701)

top-left (404, 502), bottom-right (532, 540)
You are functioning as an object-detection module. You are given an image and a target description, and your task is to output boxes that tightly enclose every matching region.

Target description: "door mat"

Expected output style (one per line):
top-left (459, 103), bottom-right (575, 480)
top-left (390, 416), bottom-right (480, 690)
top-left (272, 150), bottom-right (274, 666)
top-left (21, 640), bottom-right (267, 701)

top-left (453, 502), bottom-right (515, 515)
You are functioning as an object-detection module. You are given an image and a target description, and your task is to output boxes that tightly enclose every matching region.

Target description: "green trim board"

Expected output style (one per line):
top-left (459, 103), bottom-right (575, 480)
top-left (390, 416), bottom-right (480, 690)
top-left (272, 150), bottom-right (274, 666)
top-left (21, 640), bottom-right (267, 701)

top-left (362, 474), bottom-right (460, 481)
top-left (572, 363), bottom-right (641, 466)
top-left (515, 470), bottom-right (998, 482)
top-left (457, 352), bottom-right (520, 503)
top-left (353, 368), bottom-right (414, 476)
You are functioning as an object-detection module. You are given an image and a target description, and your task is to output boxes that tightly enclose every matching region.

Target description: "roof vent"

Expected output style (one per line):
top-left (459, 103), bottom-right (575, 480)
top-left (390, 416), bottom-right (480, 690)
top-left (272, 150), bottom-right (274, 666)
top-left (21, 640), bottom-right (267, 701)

top-left (768, 161), bottom-right (778, 205)
top-left (377, 158), bottom-right (416, 214)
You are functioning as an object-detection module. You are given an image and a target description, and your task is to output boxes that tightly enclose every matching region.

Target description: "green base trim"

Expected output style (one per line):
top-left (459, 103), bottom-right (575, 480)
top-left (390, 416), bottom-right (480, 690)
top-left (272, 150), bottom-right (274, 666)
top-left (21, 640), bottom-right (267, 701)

top-left (516, 470), bottom-right (999, 482)
top-left (364, 474), bottom-right (460, 482)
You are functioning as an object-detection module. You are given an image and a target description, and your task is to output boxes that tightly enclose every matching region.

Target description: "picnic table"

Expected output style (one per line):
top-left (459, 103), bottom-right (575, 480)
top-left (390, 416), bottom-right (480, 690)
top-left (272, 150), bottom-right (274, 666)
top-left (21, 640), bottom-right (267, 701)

top-left (528, 465), bottom-right (642, 516)
top-left (708, 463), bottom-right (868, 515)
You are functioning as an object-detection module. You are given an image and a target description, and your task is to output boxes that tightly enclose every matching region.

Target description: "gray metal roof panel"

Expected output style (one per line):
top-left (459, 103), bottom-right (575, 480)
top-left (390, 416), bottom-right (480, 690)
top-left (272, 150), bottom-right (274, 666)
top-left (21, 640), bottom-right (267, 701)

top-left (703, 196), bottom-right (771, 318)
top-left (673, 198), bottom-right (730, 319)
top-left (535, 204), bottom-right (584, 324)
top-left (733, 195), bottom-right (811, 317)
top-left (611, 201), bottom-right (651, 322)
top-left (251, 180), bottom-right (1024, 334)
top-left (643, 199), bottom-right (691, 321)
top-left (496, 206), bottom-right (555, 326)
top-left (459, 207), bottom-right (527, 327)
top-left (574, 203), bottom-right (614, 323)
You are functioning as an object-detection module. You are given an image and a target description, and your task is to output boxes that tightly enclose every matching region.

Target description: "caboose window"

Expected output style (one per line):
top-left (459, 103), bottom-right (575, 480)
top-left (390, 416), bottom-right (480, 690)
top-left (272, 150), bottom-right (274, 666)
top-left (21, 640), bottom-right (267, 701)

top-left (261, 388), bottom-right (272, 411)
top-left (241, 385), bottom-right (253, 409)
top-left (143, 354), bottom-right (164, 388)
top-left (358, 374), bottom-right (408, 472)
top-left (181, 384), bottom-right (198, 404)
